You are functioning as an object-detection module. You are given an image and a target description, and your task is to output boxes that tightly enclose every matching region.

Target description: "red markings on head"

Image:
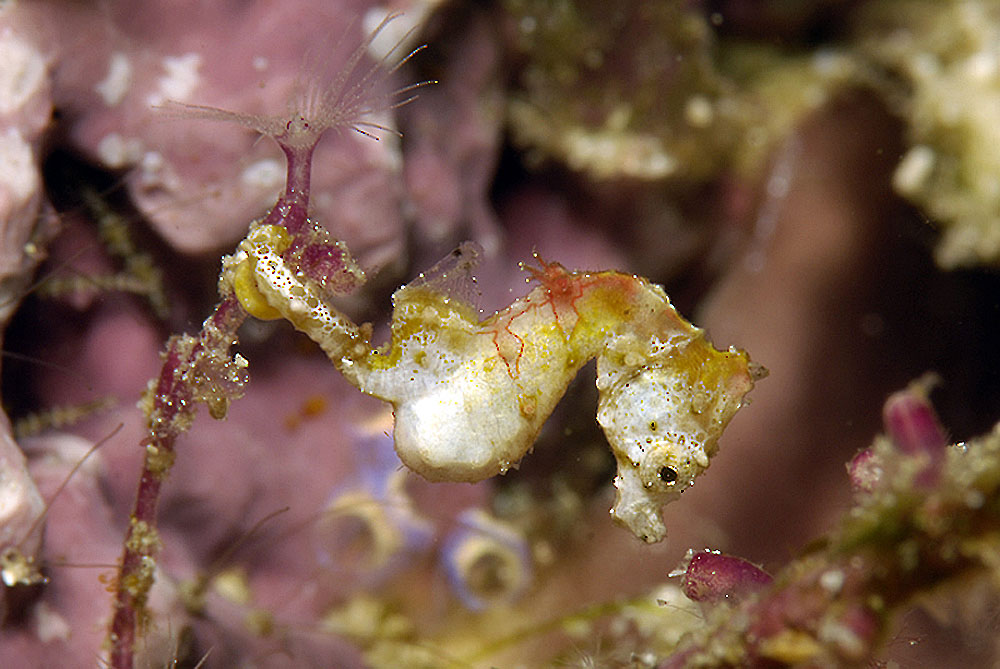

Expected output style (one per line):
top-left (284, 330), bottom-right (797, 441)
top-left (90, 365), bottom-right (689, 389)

top-left (523, 252), bottom-right (574, 300)
top-left (522, 252), bottom-right (584, 335)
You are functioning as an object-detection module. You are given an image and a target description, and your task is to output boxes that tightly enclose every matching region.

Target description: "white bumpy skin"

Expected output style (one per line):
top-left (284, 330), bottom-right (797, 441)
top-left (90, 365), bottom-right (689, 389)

top-left (228, 235), bottom-right (757, 543)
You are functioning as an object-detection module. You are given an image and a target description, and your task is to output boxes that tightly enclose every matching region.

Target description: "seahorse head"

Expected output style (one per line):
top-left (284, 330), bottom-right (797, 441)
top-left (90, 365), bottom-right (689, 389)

top-left (597, 336), bottom-right (755, 542)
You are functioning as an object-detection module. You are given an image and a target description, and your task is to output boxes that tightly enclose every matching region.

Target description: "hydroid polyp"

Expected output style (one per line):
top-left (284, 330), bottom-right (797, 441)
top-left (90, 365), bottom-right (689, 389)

top-left (158, 12), bottom-right (434, 147)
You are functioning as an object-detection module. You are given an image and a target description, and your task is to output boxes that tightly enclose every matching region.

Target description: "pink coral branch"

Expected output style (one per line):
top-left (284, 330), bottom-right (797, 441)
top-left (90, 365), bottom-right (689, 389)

top-left (108, 296), bottom-right (247, 669)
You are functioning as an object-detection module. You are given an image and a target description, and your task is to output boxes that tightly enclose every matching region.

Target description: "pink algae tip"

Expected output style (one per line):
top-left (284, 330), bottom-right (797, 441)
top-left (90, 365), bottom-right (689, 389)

top-left (883, 388), bottom-right (947, 457)
top-left (882, 375), bottom-right (948, 488)
top-left (847, 447), bottom-right (883, 492)
top-left (680, 550), bottom-right (773, 603)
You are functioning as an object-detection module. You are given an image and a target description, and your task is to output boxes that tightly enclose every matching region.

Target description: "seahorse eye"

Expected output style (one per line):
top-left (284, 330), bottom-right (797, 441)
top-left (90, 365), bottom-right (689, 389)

top-left (658, 466), bottom-right (678, 484)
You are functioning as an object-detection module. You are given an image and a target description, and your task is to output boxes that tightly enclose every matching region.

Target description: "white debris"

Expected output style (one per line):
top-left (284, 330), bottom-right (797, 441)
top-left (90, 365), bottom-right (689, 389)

top-left (892, 145), bottom-right (935, 197)
top-left (0, 29), bottom-right (46, 115)
top-left (241, 158), bottom-right (284, 190)
top-left (95, 52), bottom-right (133, 107)
top-left (96, 132), bottom-right (143, 168)
top-left (140, 150), bottom-right (164, 175)
top-left (33, 602), bottom-right (71, 643)
top-left (147, 52), bottom-right (202, 107)
top-left (0, 127), bottom-right (37, 202)
top-left (684, 95), bottom-right (714, 128)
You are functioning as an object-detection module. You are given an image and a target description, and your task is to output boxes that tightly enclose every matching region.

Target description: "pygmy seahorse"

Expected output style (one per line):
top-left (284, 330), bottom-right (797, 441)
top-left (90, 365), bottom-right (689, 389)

top-left (228, 231), bottom-right (757, 543)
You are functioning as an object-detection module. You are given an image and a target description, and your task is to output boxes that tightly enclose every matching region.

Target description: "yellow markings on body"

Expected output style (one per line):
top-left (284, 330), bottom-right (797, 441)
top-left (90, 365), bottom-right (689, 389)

top-left (234, 242), bottom-right (759, 542)
top-left (233, 225), bottom-right (292, 320)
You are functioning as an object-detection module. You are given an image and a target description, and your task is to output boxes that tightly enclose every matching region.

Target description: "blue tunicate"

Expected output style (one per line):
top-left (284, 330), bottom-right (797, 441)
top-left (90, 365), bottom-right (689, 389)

top-left (440, 508), bottom-right (533, 611)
